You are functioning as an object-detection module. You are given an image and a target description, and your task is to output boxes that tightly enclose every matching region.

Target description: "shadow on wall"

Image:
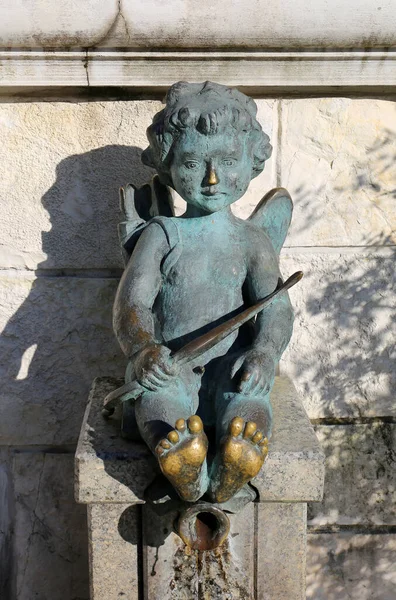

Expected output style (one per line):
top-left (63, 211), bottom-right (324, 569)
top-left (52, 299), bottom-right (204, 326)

top-left (290, 122), bottom-right (396, 599)
top-left (0, 144), bottom-right (153, 600)
top-left (289, 124), bottom-right (396, 243)
top-left (1, 145), bottom-right (153, 447)
top-left (307, 531), bottom-right (396, 600)
top-left (285, 122), bottom-right (396, 420)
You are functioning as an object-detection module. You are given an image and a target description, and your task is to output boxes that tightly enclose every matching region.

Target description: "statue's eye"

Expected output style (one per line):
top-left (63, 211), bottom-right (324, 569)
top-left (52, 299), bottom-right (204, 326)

top-left (184, 161), bottom-right (199, 169)
top-left (222, 159), bottom-right (236, 167)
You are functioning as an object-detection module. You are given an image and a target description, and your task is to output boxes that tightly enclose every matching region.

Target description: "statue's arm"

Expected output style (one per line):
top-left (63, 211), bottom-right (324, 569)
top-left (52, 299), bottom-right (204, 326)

top-left (245, 237), bottom-right (294, 361)
top-left (233, 236), bottom-right (294, 395)
top-left (113, 223), bottom-right (169, 360)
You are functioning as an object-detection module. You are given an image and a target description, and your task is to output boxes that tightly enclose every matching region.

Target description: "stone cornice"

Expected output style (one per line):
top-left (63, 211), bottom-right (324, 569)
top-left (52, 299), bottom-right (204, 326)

top-left (1, 49), bottom-right (396, 93)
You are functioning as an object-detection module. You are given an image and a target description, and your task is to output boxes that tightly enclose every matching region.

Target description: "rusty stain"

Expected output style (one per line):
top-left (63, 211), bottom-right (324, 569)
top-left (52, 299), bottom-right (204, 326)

top-left (169, 535), bottom-right (254, 599)
top-left (177, 504), bottom-right (230, 551)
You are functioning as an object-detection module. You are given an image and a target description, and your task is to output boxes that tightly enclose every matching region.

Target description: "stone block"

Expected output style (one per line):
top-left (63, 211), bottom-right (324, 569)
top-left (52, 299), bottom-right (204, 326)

top-left (12, 452), bottom-right (89, 600)
top-left (75, 376), bottom-right (324, 504)
top-left (88, 504), bottom-right (140, 600)
top-left (142, 503), bottom-right (256, 599)
top-left (257, 503), bottom-right (307, 600)
top-left (308, 424), bottom-right (396, 526)
top-left (0, 99), bottom-right (274, 271)
top-left (0, 450), bottom-right (12, 600)
top-left (86, 501), bottom-right (308, 599)
top-left (307, 533), bottom-right (396, 600)
top-left (0, 273), bottom-right (125, 446)
top-left (280, 248), bottom-right (396, 419)
top-left (279, 98), bottom-right (396, 247)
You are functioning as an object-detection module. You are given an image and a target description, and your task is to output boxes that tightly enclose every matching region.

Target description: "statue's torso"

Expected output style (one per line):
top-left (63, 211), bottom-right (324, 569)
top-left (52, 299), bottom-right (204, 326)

top-left (153, 216), bottom-right (248, 357)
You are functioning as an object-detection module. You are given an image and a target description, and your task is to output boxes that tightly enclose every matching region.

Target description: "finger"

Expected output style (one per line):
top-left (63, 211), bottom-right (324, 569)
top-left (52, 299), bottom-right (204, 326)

top-left (159, 356), bottom-right (178, 376)
top-left (146, 372), bottom-right (167, 388)
top-left (140, 379), bottom-right (160, 392)
top-left (238, 370), bottom-right (257, 393)
top-left (151, 364), bottom-right (172, 381)
top-left (141, 373), bottom-right (165, 390)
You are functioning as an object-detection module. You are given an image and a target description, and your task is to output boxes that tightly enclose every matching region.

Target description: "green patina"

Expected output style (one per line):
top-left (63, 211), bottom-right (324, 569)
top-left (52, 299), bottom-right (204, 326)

top-left (112, 81), bottom-right (296, 506)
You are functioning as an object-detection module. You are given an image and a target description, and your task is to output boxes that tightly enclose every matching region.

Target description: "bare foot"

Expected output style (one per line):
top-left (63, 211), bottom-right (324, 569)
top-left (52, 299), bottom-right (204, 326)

top-left (155, 415), bottom-right (209, 502)
top-left (211, 417), bottom-right (268, 503)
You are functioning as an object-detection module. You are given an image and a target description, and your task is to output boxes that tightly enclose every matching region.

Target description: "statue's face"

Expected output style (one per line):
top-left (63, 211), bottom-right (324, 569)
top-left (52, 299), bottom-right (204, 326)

top-left (170, 129), bottom-right (254, 213)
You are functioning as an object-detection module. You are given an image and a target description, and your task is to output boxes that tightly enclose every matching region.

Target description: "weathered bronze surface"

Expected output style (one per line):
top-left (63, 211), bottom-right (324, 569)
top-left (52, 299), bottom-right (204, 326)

top-left (109, 81), bottom-right (300, 518)
top-left (103, 271), bottom-right (302, 414)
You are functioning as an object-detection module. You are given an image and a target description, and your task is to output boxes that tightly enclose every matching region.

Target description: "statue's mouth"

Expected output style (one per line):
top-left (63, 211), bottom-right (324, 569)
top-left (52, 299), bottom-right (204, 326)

top-left (201, 190), bottom-right (225, 197)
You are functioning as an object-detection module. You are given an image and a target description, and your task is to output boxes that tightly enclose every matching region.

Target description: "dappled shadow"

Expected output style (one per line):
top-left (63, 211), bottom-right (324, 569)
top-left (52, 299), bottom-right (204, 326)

top-left (283, 116), bottom-right (396, 420)
top-left (307, 531), bottom-right (396, 600)
top-left (287, 117), bottom-right (396, 245)
top-left (280, 112), bottom-right (396, 598)
top-left (286, 242), bottom-right (396, 419)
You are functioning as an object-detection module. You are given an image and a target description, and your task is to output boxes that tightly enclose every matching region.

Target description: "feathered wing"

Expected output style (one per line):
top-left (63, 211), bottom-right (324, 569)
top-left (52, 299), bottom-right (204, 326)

top-left (118, 174), bottom-right (175, 264)
top-left (248, 187), bottom-right (293, 254)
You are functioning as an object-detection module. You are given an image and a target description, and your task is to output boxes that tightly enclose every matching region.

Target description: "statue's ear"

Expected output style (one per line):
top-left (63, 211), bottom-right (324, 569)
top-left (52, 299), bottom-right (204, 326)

top-left (248, 187), bottom-right (293, 254)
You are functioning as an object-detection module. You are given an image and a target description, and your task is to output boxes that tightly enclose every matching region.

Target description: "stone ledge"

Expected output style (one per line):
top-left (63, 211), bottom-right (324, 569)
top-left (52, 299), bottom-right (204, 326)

top-left (1, 50), bottom-right (396, 91)
top-left (75, 375), bottom-right (324, 504)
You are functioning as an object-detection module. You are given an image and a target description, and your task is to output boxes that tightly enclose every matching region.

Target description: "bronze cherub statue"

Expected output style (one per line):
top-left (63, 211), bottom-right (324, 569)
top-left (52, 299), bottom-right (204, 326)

top-left (105, 81), bottom-right (299, 506)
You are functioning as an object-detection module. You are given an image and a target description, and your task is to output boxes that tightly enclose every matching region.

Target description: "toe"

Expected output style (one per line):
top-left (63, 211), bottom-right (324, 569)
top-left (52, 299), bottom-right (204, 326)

top-left (229, 416), bottom-right (244, 437)
top-left (188, 415), bottom-right (203, 433)
top-left (167, 430), bottom-right (179, 444)
top-left (259, 438), bottom-right (269, 457)
top-left (243, 421), bottom-right (258, 439)
top-left (160, 439), bottom-right (171, 449)
top-left (156, 445), bottom-right (164, 456)
top-left (175, 418), bottom-right (186, 432)
top-left (252, 431), bottom-right (263, 444)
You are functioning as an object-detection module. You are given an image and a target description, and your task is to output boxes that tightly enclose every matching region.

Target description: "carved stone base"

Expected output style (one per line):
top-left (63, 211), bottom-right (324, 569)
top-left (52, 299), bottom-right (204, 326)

top-left (76, 376), bottom-right (324, 599)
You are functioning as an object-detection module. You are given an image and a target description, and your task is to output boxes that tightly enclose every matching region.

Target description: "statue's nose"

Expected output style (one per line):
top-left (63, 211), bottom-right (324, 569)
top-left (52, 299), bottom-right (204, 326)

top-left (207, 163), bottom-right (219, 185)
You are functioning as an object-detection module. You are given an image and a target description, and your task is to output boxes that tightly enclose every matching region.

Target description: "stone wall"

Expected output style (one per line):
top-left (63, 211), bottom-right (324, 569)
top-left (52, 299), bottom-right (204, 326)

top-left (0, 97), bottom-right (395, 599)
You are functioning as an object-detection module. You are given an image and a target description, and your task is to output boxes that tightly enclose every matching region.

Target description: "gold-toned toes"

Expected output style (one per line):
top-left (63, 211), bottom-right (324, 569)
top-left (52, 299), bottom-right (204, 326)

top-left (252, 431), bottom-right (263, 444)
top-left (229, 416), bottom-right (244, 436)
top-left (243, 421), bottom-right (258, 439)
top-left (175, 418), bottom-right (186, 432)
top-left (259, 437), bottom-right (269, 457)
top-left (168, 431), bottom-right (179, 444)
top-left (156, 446), bottom-right (164, 456)
top-left (160, 439), bottom-right (171, 449)
top-left (188, 415), bottom-right (203, 433)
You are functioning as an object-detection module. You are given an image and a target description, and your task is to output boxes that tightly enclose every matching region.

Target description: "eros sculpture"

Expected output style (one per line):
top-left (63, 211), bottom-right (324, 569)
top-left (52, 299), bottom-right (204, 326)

top-left (104, 81), bottom-right (301, 507)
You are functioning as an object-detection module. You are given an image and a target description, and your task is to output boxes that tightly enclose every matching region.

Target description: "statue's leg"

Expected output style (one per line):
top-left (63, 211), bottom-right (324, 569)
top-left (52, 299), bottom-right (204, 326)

top-left (208, 355), bottom-right (272, 503)
top-left (134, 369), bottom-right (209, 502)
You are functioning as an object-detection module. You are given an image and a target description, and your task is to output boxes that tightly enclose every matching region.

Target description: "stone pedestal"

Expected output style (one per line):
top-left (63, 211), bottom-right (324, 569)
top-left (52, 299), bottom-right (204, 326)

top-left (75, 376), bottom-right (324, 600)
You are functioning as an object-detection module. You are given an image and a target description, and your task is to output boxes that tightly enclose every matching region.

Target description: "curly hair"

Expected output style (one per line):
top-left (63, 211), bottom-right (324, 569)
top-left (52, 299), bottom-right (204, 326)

top-left (141, 81), bottom-right (272, 186)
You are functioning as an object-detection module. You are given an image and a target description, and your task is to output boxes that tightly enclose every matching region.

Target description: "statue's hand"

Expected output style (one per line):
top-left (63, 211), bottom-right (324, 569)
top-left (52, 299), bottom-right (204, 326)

top-left (232, 350), bottom-right (275, 396)
top-left (133, 343), bottom-right (179, 391)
